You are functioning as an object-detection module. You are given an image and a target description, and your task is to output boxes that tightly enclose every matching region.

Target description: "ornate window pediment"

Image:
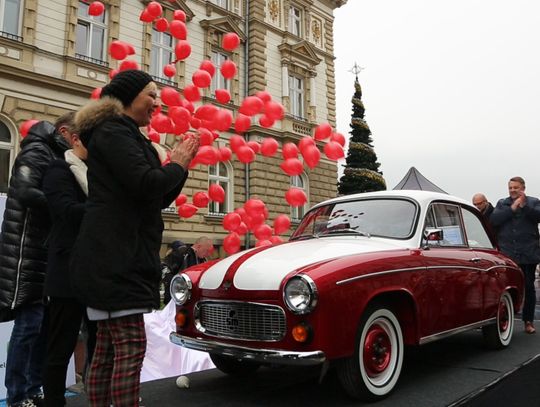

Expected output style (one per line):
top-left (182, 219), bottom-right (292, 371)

top-left (278, 40), bottom-right (320, 67)
top-left (199, 16), bottom-right (246, 41)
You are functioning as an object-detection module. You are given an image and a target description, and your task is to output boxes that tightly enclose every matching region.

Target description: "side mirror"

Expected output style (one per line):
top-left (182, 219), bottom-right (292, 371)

top-left (424, 228), bottom-right (444, 242)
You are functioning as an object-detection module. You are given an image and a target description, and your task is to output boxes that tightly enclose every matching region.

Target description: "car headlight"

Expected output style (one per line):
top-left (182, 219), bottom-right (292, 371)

top-left (283, 275), bottom-right (318, 314)
top-left (170, 274), bottom-right (192, 305)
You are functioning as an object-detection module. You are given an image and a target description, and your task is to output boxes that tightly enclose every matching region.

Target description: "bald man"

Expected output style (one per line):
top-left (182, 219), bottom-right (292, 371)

top-left (472, 193), bottom-right (494, 219)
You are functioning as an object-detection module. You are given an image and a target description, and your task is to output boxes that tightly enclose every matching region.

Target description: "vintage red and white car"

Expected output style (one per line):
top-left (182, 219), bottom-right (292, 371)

top-left (169, 190), bottom-right (523, 400)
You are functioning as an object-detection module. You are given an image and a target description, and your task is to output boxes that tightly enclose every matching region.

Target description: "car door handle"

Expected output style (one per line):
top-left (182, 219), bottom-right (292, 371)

top-left (469, 257), bottom-right (482, 263)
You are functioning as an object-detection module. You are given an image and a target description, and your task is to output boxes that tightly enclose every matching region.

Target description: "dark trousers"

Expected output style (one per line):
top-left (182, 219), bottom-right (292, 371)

top-left (43, 297), bottom-right (96, 407)
top-left (520, 264), bottom-right (537, 322)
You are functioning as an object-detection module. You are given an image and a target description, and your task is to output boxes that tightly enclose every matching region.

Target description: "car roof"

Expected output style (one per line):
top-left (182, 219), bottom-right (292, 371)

top-left (312, 190), bottom-right (471, 210)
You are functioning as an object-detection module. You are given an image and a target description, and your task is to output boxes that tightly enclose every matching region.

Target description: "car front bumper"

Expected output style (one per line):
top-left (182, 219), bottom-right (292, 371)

top-left (170, 332), bottom-right (326, 366)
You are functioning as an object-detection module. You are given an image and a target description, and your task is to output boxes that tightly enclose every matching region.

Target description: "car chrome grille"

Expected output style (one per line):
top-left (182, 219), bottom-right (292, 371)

top-left (195, 301), bottom-right (286, 341)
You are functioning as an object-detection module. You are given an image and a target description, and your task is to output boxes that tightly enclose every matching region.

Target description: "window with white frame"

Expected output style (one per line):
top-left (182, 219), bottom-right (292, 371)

top-left (76, 0), bottom-right (107, 63)
top-left (291, 174), bottom-right (308, 220)
top-left (0, 0), bottom-right (23, 38)
top-left (289, 75), bottom-right (305, 118)
top-left (0, 120), bottom-right (15, 194)
top-left (288, 5), bottom-right (302, 36)
top-left (208, 162), bottom-right (231, 215)
top-left (212, 0), bottom-right (228, 8)
top-left (150, 29), bottom-right (173, 80)
top-left (211, 51), bottom-right (230, 95)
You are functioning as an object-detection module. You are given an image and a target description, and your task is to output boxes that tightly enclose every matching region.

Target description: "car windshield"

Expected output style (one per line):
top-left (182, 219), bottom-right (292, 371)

top-left (291, 198), bottom-right (418, 240)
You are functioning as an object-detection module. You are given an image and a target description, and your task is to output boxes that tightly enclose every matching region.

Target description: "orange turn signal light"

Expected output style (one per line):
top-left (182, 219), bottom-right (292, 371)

top-left (175, 310), bottom-right (188, 328)
top-left (292, 323), bottom-right (312, 343)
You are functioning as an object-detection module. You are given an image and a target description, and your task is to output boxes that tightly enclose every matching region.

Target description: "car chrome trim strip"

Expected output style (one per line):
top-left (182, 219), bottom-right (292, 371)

top-left (336, 264), bottom-right (514, 286)
top-left (336, 267), bottom-right (425, 285)
top-left (170, 332), bottom-right (326, 365)
top-left (419, 318), bottom-right (496, 345)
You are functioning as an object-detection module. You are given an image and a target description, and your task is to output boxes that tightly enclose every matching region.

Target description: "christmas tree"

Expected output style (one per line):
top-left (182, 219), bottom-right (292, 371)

top-left (338, 70), bottom-right (385, 195)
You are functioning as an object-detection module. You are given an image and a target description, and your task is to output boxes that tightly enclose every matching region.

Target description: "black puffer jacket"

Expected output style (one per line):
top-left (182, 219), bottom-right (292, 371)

top-left (71, 98), bottom-right (187, 311)
top-left (0, 122), bottom-right (69, 320)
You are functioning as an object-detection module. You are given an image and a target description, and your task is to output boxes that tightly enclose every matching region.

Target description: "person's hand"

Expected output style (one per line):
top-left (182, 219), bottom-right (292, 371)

top-left (170, 135), bottom-right (200, 170)
top-left (512, 192), bottom-right (527, 210)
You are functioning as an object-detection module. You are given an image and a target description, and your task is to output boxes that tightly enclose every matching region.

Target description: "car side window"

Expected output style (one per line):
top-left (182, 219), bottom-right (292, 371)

top-left (424, 204), bottom-right (465, 247)
top-left (461, 207), bottom-right (494, 249)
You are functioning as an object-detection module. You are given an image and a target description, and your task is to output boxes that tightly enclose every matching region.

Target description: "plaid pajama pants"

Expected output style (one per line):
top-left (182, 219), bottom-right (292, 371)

top-left (86, 314), bottom-right (147, 407)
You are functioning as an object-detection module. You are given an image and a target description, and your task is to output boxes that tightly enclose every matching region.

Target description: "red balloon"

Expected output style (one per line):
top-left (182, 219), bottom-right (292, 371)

top-left (194, 104), bottom-right (218, 121)
top-left (169, 20), bottom-right (187, 40)
top-left (163, 64), bottom-right (176, 77)
top-left (222, 33), bottom-right (240, 51)
top-left (223, 213), bottom-right (241, 232)
top-left (197, 128), bottom-right (214, 146)
top-left (244, 199), bottom-right (266, 217)
top-left (195, 146), bottom-right (219, 165)
top-left (215, 89), bottom-right (231, 104)
top-left (282, 142), bottom-right (299, 159)
top-left (192, 69), bottom-right (212, 88)
top-left (190, 117), bottom-right (201, 129)
top-left (236, 222), bottom-right (248, 235)
top-left (173, 10), bottom-right (186, 21)
top-left (178, 203), bottom-right (198, 218)
top-left (314, 122), bottom-right (333, 140)
top-left (208, 183), bottom-right (225, 203)
top-left (255, 90), bottom-right (272, 103)
top-left (260, 137), bottom-right (279, 157)
top-left (19, 119), bottom-right (39, 138)
top-left (213, 109), bottom-right (233, 132)
top-left (109, 41), bottom-right (129, 60)
top-left (193, 191), bottom-right (210, 208)
top-left (175, 40), bottom-right (191, 60)
top-left (220, 60), bottom-right (237, 79)
top-left (270, 235), bottom-right (284, 244)
top-left (146, 1), bottom-right (163, 17)
top-left (161, 87), bottom-right (182, 106)
top-left (330, 132), bottom-right (346, 147)
top-left (229, 134), bottom-right (246, 152)
top-left (236, 145), bottom-right (255, 163)
top-left (285, 187), bottom-right (307, 207)
top-left (298, 136), bottom-right (316, 153)
top-left (223, 232), bottom-right (241, 255)
top-left (218, 146), bottom-right (232, 162)
top-left (258, 115), bottom-right (274, 128)
top-left (254, 224), bottom-right (273, 241)
top-left (273, 214), bottom-right (291, 235)
top-left (169, 106), bottom-right (191, 127)
top-left (155, 17), bottom-right (169, 32)
top-left (119, 60), bottom-right (139, 71)
top-left (109, 68), bottom-right (119, 79)
top-left (247, 141), bottom-right (260, 154)
top-left (183, 84), bottom-right (200, 102)
top-left (139, 9), bottom-right (154, 23)
top-left (264, 101), bottom-right (285, 121)
top-left (148, 130), bottom-right (160, 144)
top-left (324, 141), bottom-right (345, 160)
top-left (88, 1), bottom-right (105, 16)
top-left (255, 239), bottom-right (272, 248)
top-left (239, 96), bottom-right (264, 116)
top-left (151, 113), bottom-right (173, 133)
top-left (199, 60), bottom-right (216, 77)
top-left (302, 145), bottom-right (321, 169)
top-left (90, 87), bottom-right (102, 99)
top-left (234, 114), bottom-right (251, 133)
top-left (280, 158), bottom-right (303, 176)
top-left (175, 193), bottom-right (187, 206)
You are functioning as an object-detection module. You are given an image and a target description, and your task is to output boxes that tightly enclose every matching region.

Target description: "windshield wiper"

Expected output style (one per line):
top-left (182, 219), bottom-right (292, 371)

top-left (315, 228), bottom-right (371, 238)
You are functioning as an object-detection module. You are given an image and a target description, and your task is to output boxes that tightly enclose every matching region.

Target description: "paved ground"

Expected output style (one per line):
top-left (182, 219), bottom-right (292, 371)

top-left (66, 326), bottom-right (540, 407)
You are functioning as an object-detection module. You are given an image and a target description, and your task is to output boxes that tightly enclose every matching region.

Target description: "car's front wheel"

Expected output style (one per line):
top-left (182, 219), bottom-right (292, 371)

top-left (338, 305), bottom-right (404, 401)
top-left (210, 353), bottom-right (261, 377)
top-left (482, 291), bottom-right (514, 349)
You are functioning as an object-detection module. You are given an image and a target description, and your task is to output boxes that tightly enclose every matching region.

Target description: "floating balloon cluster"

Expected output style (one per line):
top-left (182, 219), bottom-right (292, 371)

top-left (19, 0), bottom-right (345, 254)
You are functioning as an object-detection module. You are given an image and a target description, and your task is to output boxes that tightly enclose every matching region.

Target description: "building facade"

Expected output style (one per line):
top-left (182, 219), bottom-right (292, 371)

top-left (0, 0), bottom-right (346, 253)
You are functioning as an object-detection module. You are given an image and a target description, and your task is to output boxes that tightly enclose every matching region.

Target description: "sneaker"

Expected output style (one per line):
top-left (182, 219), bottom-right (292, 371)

top-left (30, 394), bottom-right (44, 407)
top-left (8, 399), bottom-right (37, 407)
top-left (525, 321), bottom-right (536, 334)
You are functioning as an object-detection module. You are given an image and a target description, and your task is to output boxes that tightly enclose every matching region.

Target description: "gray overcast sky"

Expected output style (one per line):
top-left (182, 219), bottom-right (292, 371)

top-left (333, 0), bottom-right (540, 204)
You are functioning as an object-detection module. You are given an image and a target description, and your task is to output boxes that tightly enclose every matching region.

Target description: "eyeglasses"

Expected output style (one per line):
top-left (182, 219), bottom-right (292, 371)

top-left (473, 201), bottom-right (486, 207)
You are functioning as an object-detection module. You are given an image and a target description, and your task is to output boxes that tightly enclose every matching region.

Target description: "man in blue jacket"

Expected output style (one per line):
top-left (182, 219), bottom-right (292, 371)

top-left (0, 118), bottom-right (70, 407)
top-left (491, 176), bottom-right (540, 334)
